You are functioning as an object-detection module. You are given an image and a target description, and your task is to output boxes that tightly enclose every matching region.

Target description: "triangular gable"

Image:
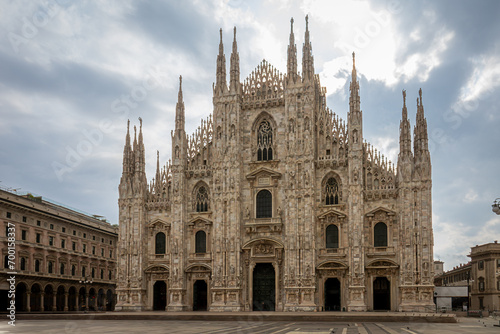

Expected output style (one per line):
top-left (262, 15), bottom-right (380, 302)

top-left (318, 208), bottom-right (347, 220)
top-left (187, 217), bottom-right (212, 226)
top-left (246, 166), bottom-right (282, 180)
top-left (365, 206), bottom-right (396, 217)
top-left (147, 218), bottom-right (171, 229)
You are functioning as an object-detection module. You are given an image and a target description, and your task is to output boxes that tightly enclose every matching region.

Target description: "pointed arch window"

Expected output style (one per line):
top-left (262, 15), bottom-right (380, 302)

top-left (195, 231), bottom-right (206, 254)
top-left (257, 120), bottom-right (273, 161)
top-left (325, 177), bottom-right (339, 205)
top-left (155, 232), bottom-right (166, 254)
top-left (326, 224), bottom-right (339, 249)
top-left (195, 186), bottom-right (209, 212)
top-left (374, 222), bottom-right (388, 247)
top-left (256, 189), bottom-right (272, 218)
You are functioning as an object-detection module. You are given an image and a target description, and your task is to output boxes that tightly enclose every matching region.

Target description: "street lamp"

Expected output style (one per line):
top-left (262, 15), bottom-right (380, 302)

top-left (493, 198), bottom-right (500, 215)
top-left (79, 277), bottom-right (93, 312)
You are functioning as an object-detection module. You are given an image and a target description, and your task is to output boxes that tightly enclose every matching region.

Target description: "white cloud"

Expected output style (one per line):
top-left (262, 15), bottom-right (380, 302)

top-left (434, 213), bottom-right (500, 270)
top-left (464, 189), bottom-right (479, 202)
top-left (458, 49), bottom-right (500, 103)
top-left (396, 29), bottom-right (454, 83)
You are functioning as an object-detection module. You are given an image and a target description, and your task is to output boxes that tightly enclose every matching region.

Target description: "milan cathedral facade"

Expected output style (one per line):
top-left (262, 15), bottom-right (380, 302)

top-left (116, 17), bottom-right (434, 312)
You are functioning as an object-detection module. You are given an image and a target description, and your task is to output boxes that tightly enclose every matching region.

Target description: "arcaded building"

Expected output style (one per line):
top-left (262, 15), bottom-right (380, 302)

top-left (0, 189), bottom-right (117, 312)
top-left (116, 17), bottom-right (434, 312)
top-left (469, 242), bottom-right (500, 311)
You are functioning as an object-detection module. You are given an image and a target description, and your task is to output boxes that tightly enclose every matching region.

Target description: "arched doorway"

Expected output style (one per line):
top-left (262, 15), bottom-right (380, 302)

top-left (30, 284), bottom-right (41, 312)
top-left (78, 287), bottom-right (86, 311)
top-left (97, 289), bottom-right (105, 311)
top-left (68, 287), bottom-right (77, 311)
top-left (44, 285), bottom-right (54, 311)
top-left (253, 263), bottom-right (275, 311)
top-left (324, 278), bottom-right (341, 311)
top-left (16, 283), bottom-right (27, 312)
top-left (153, 281), bottom-right (167, 311)
top-left (56, 286), bottom-right (65, 311)
top-left (373, 277), bottom-right (390, 310)
top-left (106, 289), bottom-right (114, 311)
top-left (193, 280), bottom-right (207, 311)
top-left (88, 288), bottom-right (96, 311)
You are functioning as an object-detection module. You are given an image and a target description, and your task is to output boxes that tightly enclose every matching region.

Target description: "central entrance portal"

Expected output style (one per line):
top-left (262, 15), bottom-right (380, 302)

top-left (253, 263), bottom-right (275, 311)
top-left (153, 281), bottom-right (166, 311)
top-left (193, 280), bottom-right (207, 311)
top-left (324, 278), bottom-right (341, 311)
top-left (373, 277), bottom-right (390, 310)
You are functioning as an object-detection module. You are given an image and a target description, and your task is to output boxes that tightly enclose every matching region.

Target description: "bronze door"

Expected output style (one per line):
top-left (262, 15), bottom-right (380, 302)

top-left (253, 263), bottom-right (275, 311)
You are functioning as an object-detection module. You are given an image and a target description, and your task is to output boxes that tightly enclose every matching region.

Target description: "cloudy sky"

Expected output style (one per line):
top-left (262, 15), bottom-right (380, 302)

top-left (1, 0), bottom-right (499, 271)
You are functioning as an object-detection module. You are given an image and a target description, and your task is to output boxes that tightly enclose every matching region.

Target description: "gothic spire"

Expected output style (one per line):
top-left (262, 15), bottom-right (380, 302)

top-left (133, 124), bottom-right (137, 152)
top-left (155, 150), bottom-right (161, 193)
top-left (301, 15), bottom-right (314, 82)
top-left (287, 17), bottom-right (298, 84)
top-left (348, 52), bottom-right (363, 152)
top-left (414, 88), bottom-right (429, 154)
top-left (122, 119), bottom-right (132, 176)
top-left (215, 28), bottom-right (227, 95)
top-left (137, 117), bottom-right (145, 173)
top-left (349, 52), bottom-right (360, 114)
top-left (229, 26), bottom-right (240, 93)
top-left (175, 75), bottom-right (185, 132)
top-left (398, 89), bottom-right (412, 158)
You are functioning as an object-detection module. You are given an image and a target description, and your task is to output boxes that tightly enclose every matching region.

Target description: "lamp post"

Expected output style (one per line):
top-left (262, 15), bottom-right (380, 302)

top-left (492, 198), bottom-right (500, 215)
top-left (79, 277), bottom-right (93, 312)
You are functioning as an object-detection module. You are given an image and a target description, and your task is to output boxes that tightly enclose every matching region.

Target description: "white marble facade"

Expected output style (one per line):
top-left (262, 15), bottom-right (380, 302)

top-left (115, 17), bottom-right (434, 312)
